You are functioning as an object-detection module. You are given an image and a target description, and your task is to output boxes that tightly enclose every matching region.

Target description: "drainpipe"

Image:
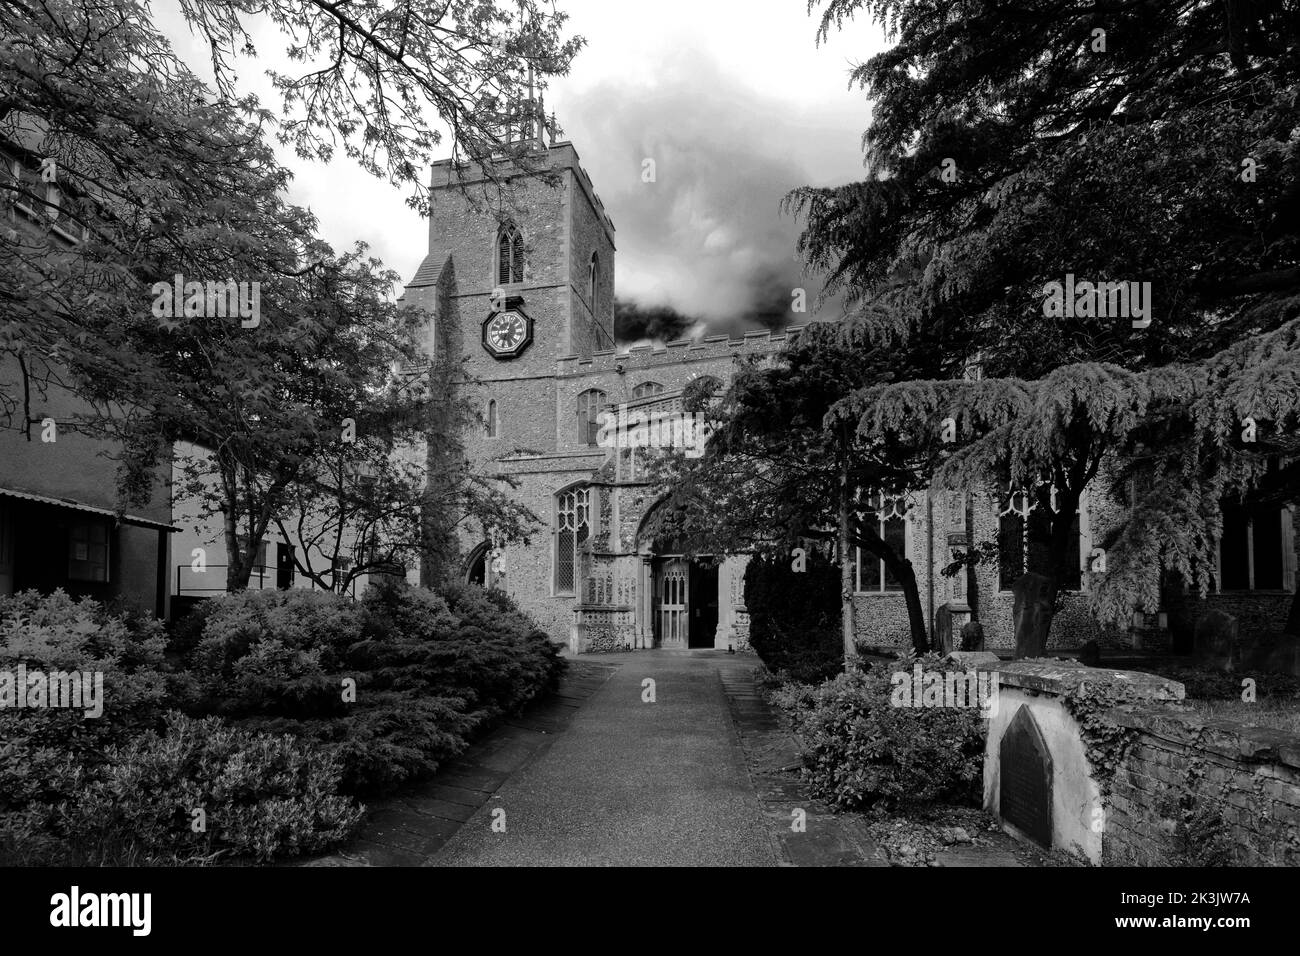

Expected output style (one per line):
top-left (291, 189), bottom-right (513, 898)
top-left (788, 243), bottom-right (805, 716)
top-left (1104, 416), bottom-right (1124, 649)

top-left (926, 489), bottom-right (935, 650)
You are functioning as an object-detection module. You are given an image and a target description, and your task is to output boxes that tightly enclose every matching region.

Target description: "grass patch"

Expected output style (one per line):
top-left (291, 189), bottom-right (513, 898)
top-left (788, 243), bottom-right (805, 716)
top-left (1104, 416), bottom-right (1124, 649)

top-left (1172, 697), bottom-right (1300, 734)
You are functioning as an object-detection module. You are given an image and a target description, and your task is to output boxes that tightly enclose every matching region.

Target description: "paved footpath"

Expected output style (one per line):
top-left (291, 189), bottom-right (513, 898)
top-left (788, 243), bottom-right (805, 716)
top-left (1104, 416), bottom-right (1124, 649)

top-left (429, 650), bottom-right (780, 866)
top-left (304, 649), bottom-right (899, 867)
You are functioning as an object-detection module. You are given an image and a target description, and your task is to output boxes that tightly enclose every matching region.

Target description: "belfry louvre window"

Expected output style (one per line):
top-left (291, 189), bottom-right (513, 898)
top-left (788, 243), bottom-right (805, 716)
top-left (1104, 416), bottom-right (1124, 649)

top-left (577, 388), bottom-right (606, 446)
top-left (589, 252), bottom-right (599, 315)
top-left (497, 224), bottom-right (524, 285)
top-left (555, 487), bottom-right (590, 595)
top-left (632, 381), bottom-right (664, 399)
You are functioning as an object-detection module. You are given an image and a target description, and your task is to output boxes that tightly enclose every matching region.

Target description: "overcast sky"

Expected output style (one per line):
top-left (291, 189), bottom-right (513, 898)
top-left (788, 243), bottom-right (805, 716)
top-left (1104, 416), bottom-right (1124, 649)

top-left (159, 1), bottom-right (887, 336)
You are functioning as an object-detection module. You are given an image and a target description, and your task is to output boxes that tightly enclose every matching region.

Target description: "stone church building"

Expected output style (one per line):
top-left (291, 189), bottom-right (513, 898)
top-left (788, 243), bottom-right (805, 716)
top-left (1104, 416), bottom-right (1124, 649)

top-left (401, 135), bottom-right (1299, 657)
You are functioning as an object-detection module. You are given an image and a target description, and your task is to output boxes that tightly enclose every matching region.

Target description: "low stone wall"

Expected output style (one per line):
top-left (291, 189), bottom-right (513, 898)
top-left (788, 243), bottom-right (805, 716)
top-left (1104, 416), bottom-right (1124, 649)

top-left (975, 656), bottom-right (1300, 866)
top-left (1103, 705), bottom-right (1300, 866)
top-left (978, 660), bottom-right (1183, 864)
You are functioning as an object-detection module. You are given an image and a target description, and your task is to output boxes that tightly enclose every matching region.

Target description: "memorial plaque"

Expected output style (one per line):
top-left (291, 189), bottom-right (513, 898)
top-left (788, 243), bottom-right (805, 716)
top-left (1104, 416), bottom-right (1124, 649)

top-left (999, 705), bottom-right (1052, 848)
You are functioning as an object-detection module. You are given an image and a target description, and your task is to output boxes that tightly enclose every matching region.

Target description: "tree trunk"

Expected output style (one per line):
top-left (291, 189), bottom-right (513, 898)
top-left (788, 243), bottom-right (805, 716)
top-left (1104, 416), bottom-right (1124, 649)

top-left (878, 544), bottom-right (929, 654)
top-left (838, 453), bottom-right (857, 665)
top-left (222, 506), bottom-right (244, 592)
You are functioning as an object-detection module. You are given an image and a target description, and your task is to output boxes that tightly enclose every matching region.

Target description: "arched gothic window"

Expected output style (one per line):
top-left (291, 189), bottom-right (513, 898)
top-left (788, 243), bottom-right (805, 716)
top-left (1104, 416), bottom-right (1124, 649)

top-left (853, 492), bottom-right (910, 593)
top-left (555, 487), bottom-right (590, 595)
top-left (996, 485), bottom-right (1082, 592)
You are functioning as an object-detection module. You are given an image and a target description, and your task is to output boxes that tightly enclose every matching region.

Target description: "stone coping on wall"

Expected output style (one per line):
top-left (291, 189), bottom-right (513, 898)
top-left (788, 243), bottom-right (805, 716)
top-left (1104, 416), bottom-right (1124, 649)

top-left (1108, 703), bottom-right (1300, 769)
top-left (968, 658), bottom-right (1186, 702)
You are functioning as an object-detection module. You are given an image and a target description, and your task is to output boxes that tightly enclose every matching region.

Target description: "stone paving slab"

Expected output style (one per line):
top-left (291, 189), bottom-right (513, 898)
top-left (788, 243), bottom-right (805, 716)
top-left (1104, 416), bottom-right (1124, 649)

top-left (719, 668), bottom-right (889, 868)
top-left (933, 845), bottom-right (1024, 867)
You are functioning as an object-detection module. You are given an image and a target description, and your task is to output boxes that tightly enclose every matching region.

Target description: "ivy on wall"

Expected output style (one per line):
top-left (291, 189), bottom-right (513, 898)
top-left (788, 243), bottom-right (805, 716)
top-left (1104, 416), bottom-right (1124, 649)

top-left (1059, 681), bottom-right (1145, 795)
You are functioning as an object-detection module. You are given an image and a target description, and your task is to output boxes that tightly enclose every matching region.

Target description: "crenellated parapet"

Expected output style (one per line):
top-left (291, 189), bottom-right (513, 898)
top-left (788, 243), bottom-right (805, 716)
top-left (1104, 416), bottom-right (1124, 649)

top-left (557, 324), bottom-right (806, 378)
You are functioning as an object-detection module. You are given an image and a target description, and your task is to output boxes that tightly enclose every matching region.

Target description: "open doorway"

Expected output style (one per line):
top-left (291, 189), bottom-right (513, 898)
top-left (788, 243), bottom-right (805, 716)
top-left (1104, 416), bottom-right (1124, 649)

top-left (652, 556), bottom-right (718, 648)
top-left (688, 561), bottom-right (719, 648)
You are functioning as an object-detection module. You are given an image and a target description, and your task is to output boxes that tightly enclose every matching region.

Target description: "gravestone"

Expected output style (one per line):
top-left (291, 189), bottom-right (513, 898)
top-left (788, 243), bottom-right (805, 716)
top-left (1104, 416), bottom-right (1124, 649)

top-left (999, 705), bottom-right (1053, 848)
top-left (1194, 610), bottom-right (1238, 673)
top-left (936, 606), bottom-right (955, 654)
top-left (960, 621), bottom-right (985, 651)
top-left (1012, 572), bottom-right (1053, 659)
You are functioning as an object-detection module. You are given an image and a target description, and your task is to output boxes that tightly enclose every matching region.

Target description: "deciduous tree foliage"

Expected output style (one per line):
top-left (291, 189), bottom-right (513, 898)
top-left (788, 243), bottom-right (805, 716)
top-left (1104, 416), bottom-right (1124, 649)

top-left (177, 0), bottom-right (583, 211)
top-left (1, 0), bottom-right (560, 590)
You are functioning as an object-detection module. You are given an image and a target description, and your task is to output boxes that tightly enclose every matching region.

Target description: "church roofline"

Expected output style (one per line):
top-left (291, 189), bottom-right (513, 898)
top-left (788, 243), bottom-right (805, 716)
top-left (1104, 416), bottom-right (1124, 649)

top-left (556, 324), bottom-right (805, 375)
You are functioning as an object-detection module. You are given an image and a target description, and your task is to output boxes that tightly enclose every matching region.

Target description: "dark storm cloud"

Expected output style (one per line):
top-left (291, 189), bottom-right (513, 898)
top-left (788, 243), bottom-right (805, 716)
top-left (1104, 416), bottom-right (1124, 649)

top-left (613, 299), bottom-right (695, 343)
top-left (560, 49), bottom-right (847, 337)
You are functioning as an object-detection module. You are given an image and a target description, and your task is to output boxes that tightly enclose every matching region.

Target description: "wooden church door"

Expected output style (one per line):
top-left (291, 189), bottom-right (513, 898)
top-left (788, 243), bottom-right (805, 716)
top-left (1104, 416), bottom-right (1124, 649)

top-left (656, 558), bottom-right (689, 648)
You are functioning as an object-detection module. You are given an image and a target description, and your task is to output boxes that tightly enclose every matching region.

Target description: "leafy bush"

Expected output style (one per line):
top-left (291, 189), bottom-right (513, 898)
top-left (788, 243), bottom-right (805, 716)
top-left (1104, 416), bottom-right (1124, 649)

top-left (0, 588), bottom-right (171, 720)
top-left (195, 588), bottom-right (364, 682)
top-left (0, 590), bottom-right (175, 816)
top-left (6, 713), bottom-right (361, 865)
top-left (744, 549), bottom-right (843, 684)
top-left (166, 597), bottom-right (217, 659)
top-left (773, 654), bottom-right (986, 810)
top-left (1, 581), bottom-right (563, 863)
top-left (250, 693), bottom-right (479, 795)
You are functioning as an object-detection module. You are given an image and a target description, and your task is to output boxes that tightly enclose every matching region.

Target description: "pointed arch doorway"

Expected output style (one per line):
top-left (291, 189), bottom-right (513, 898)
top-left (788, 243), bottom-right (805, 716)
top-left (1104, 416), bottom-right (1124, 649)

top-left (634, 501), bottom-right (722, 650)
top-left (649, 553), bottom-right (719, 649)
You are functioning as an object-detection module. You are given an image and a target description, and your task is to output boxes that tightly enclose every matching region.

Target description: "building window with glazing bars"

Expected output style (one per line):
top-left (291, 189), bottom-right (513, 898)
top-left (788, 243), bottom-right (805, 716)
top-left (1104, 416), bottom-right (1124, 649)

top-left (997, 486), bottom-right (1082, 591)
top-left (854, 492), bottom-right (909, 593)
top-left (555, 487), bottom-right (590, 595)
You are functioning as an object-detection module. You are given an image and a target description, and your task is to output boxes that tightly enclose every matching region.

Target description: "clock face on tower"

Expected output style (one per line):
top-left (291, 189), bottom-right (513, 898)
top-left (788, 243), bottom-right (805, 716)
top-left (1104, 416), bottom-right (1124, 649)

top-left (481, 307), bottom-right (533, 359)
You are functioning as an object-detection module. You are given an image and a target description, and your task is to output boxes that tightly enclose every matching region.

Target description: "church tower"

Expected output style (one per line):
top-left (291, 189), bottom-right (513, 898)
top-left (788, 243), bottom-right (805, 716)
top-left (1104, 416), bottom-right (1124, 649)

top-left (402, 137), bottom-right (616, 458)
top-left (400, 129), bottom-right (617, 608)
